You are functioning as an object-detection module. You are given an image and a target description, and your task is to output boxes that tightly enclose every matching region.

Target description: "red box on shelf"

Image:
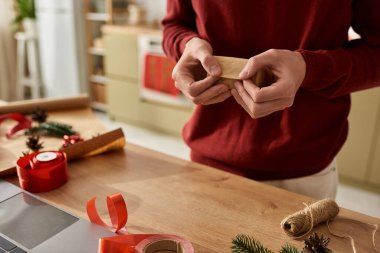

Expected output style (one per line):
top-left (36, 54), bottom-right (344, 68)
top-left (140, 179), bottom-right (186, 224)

top-left (143, 53), bottom-right (179, 97)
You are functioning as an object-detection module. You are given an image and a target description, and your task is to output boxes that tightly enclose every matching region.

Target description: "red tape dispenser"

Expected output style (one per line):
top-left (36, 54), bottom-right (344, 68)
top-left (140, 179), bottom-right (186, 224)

top-left (16, 151), bottom-right (68, 193)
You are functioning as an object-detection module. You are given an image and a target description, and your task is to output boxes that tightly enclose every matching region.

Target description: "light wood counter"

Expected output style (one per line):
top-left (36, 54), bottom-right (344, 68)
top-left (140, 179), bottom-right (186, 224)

top-left (2, 109), bottom-right (379, 252)
top-left (3, 144), bottom-right (380, 252)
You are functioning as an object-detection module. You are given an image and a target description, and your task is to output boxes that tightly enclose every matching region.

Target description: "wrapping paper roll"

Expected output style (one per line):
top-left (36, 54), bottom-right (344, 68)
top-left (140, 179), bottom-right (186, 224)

top-left (62, 128), bottom-right (126, 160)
top-left (16, 151), bottom-right (68, 193)
top-left (0, 94), bottom-right (90, 114)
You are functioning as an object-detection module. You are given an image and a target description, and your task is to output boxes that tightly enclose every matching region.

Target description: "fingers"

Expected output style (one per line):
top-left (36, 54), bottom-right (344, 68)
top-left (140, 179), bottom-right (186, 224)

top-left (172, 70), bottom-right (195, 97)
top-left (233, 81), bottom-right (292, 118)
top-left (201, 90), bottom-right (231, 105)
top-left (231, 88), bottom-right (253, 118)
top-left (198, 53), bottom-right (222, 76)
top-left (172, 37), bottom-right (224, 105)
top-left (242, 79), bottom-right (293, 103)
top-left (235, 49), bottom-right (306, 113)
top-left (239, 49), bottom-right (279, 79)
top-left (173, 62), bottom-right (228, 105)
top-left (193, 83), bottom-right (230, 105)
top-left (186, 38), bottom-right (221, 76)
top-left (173, 68), bottom-right (229, 104)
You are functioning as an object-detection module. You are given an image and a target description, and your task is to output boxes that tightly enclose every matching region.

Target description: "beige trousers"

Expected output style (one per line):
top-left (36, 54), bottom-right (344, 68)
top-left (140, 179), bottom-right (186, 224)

top-left (264, 160), bottom-right (338, 200)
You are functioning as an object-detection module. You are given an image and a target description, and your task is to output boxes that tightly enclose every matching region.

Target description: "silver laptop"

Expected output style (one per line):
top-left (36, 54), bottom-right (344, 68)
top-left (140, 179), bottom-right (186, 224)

top-left (0, 179), bottom-right (115, 253)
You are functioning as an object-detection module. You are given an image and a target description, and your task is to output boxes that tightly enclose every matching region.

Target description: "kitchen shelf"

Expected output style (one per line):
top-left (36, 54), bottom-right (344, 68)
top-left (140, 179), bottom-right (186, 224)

top-left (90, 74), bottom-right (107, 84)
top-left (84, 0), bottom-right (131, 106)
top-left (88, 47), bottom-right (105, 55)
top-left (91, 101), bottom-right (108, 112)
top-left (86, 12), bottom-right (110, 21)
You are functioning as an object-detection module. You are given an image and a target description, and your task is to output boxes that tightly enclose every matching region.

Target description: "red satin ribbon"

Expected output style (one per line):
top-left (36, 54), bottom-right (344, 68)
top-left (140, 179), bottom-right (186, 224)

top-left (87, 193), bottom-right (128, 233)
top-left (0, 113), bottom-right (32, 138)
top-left (87, 194), bottom-right (194, 253)
top-left (16, 151), bottom-right (68, 193)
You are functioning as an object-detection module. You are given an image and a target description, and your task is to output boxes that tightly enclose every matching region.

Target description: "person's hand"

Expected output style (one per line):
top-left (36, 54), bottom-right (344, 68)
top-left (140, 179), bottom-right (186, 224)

top-left (231, 49), bottom-right (306, 118)
top-left (172, 37), bottom-right (231, 105)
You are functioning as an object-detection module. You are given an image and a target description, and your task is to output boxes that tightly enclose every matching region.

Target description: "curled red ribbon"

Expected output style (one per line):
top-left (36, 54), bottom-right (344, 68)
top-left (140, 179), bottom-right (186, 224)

top-left (0, 113), bottom-right (32, 138)
top-left (16, 151), bottom-right (68, 193)
top-left (87, 194), bottom-right (194, 253)
top-left (87, 193), bottom-right (128, 233)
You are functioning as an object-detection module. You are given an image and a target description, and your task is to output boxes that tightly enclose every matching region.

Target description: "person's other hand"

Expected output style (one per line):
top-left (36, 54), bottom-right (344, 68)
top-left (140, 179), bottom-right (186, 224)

top-left (231, 49), bottom-right (306, 118)
top-left (172, 37), bottom-right (231, 105)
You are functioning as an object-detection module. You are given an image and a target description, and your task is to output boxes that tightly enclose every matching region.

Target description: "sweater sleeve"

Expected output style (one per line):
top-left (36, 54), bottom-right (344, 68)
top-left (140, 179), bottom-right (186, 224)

top-left (161, 0), bottom-right (199, 61)
top-left (298, 0), bottom-right (380, 98)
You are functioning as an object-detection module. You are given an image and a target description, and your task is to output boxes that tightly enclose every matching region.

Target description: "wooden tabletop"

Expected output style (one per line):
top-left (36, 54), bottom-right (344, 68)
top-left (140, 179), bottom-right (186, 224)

top-left (4, 143), bottom-right (380, 252)
top-left (2, 107), bottom-right (379, 252)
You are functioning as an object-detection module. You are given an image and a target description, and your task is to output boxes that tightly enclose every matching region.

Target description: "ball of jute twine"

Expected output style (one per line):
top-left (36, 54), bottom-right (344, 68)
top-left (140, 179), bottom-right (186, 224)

top-left (280, 198), bottom-right (339, 238)
top-left (281, 199), bottom-right (380, 253)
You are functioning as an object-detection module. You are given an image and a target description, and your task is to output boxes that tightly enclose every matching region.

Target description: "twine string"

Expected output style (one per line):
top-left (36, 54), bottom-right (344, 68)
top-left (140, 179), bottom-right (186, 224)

top-left (281, 198), bottom-right (379, 253)
top-left (326, 219), bottom-right (357, 253)
top-left (280, 199), bottom-right (339, 238)
top-left (327, 217), bottom-right (380, 253)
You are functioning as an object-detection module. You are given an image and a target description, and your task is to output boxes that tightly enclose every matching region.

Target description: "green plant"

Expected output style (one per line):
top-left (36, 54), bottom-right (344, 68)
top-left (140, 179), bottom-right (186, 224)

top-left (13, 0), bottom-right (36, 31)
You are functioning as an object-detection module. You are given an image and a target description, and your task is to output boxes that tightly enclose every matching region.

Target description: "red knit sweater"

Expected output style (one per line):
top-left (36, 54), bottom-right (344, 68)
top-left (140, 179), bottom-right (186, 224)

top-left (162, 0), bottom-right (380, 180)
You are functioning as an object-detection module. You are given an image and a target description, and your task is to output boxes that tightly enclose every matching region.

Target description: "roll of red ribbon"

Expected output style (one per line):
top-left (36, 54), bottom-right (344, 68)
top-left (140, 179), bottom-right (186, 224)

top-left (135, 234), bottom-right (195, 253)
top-left (16, 151), bottom-right (68, 193)
top-left (87, 194), bottom-right (195, 253)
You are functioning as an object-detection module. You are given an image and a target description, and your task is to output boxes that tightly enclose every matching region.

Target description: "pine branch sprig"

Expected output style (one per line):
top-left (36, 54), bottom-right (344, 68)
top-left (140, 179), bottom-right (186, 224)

top-left (25, 121), bottom-right (77, 138)
top-left (232, 234), bottom-right (274, 253)
top-left (280, 244), bottom-right (301, 253)
top-left (231, 233), bottom-right (331, 253)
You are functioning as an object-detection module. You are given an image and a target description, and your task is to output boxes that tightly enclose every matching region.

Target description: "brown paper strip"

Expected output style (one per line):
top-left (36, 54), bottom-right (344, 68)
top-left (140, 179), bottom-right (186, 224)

top-left (214, 56), bottom-right (276, 88)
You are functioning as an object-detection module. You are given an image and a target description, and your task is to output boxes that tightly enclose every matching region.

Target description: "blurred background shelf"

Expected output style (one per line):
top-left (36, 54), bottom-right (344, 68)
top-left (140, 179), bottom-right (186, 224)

top-left (83, 0), bottom-right (130, 109)
top-left (88, 47), bottom-right (105, 55)
top-left (86, 12), bottom-right (110, 21)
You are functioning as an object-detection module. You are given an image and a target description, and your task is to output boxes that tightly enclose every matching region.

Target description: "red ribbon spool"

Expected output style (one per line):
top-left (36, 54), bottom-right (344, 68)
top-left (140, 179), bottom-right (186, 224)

top-left (87, 194), bottom-right (195, 253)
top-left (16, 151), bottom-right (69, 193)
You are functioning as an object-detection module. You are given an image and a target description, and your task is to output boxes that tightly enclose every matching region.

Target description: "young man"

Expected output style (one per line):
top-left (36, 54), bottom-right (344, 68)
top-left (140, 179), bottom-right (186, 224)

top-left (162, 1), bottom-right (380, 199)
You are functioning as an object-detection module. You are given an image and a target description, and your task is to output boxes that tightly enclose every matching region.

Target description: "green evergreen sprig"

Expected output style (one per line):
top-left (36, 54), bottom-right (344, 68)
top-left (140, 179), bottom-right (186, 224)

top-left (231, 233), bottom-right (331, 253)
top-left (232, 234), bottom-right (274, 253)
top-left (24, 121), bottom-right (77, 138)
top-left (280, 244), bottom-right (300, 253)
